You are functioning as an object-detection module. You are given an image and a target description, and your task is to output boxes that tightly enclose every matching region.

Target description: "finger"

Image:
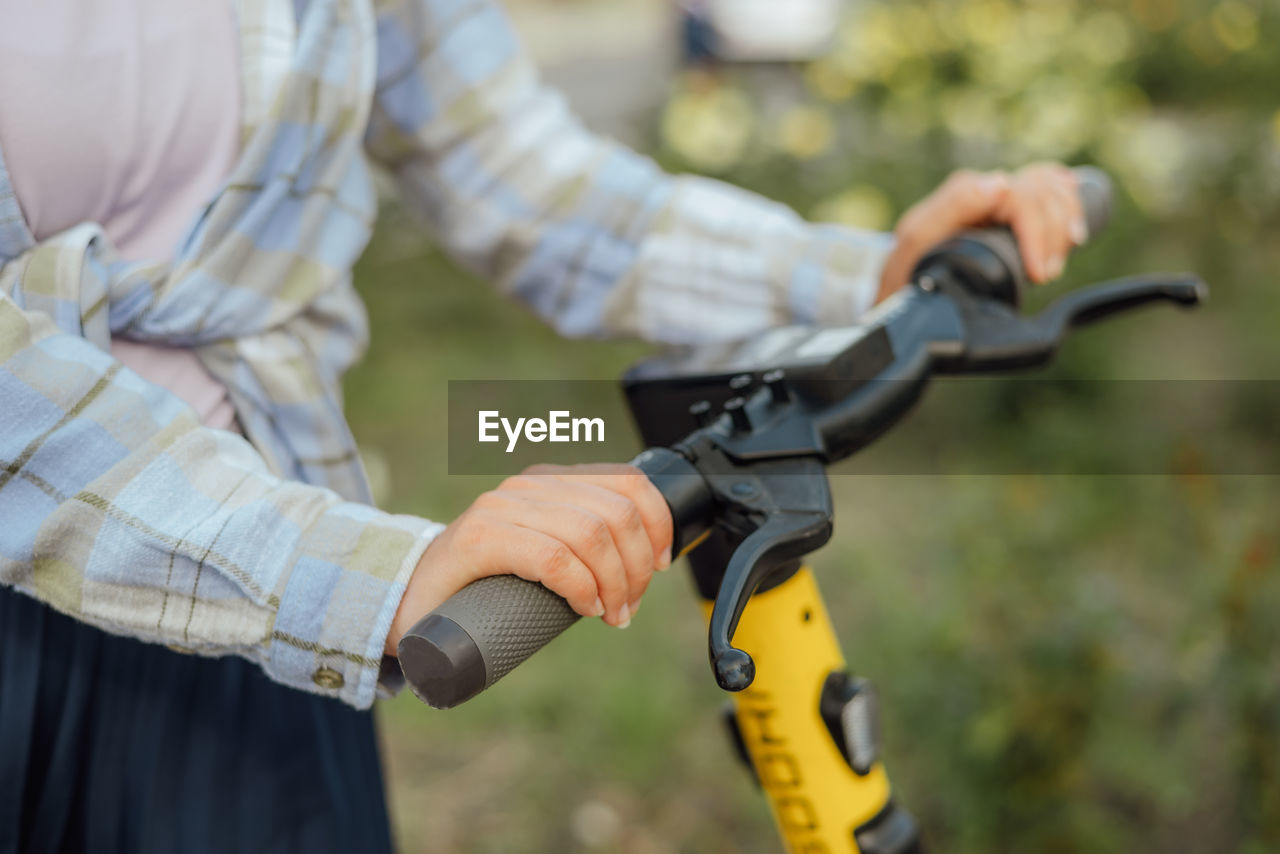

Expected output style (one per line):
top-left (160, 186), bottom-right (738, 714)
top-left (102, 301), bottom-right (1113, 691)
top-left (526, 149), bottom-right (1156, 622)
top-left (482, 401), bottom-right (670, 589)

top-left (1047, 173), bottom-right (1086, 250)
top-left (571, 466), bottom-right (675, 578)
top-left (479, 491), bottom-right (632, 626)
top-left (1057, 172), bottom-right (1088, 246)
top-left (1014, 164), bottom-right (1085, 279)
top-left (1022, 166), bottom-right (1081, 280)
top-left (523, 464), bottom-right (674, 572)
top-left (1038, 181), bottom-right (1081, 280)
top-left (498, 476), bottom-right (657, 612)
top-left (1001, 187), bottom-right (1052, 283)
top-left (571, 482), bottom-right (656, 613)
top-left (466, 515), bottom-right (604, 618)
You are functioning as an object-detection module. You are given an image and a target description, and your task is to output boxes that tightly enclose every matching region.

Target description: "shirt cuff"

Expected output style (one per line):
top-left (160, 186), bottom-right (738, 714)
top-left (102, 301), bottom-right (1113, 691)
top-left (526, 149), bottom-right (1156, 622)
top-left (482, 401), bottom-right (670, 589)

top-left (791, 225), bottom-right (896, 327)
top-left (264, 504), bottom-right (445, 709)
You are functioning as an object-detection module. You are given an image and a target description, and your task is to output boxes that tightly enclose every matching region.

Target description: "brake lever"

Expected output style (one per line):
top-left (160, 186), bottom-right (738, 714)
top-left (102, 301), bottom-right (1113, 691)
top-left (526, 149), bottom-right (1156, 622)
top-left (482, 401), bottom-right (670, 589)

top-left (944, 273), bottom-right (1208, 372)
top-left (688, 454), bottom-right (833, 691)
top-left (1034, 273), bottom-right (1207, 333)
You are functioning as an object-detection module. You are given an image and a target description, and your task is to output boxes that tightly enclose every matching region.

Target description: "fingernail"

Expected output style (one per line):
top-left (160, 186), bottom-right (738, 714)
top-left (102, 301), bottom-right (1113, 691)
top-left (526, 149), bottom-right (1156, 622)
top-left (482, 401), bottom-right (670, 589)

top-left (629, 599), bottom-right (641, 618)
top-left (615, 603), bottom-right (631, 629)
top-left (1048, 255), bottom-right (1065, 279)
top-left (657, 547), bottom-right (672, 571)
top-left (592, 597), bottom-right (605, 617)
top-left (1070, 217), bottom-right (1088, 246)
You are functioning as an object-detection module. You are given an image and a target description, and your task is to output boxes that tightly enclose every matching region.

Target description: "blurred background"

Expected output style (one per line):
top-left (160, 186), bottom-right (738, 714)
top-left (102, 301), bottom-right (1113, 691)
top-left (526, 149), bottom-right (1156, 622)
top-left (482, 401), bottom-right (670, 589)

top-left (346, 0), bottom-right (1280, 851)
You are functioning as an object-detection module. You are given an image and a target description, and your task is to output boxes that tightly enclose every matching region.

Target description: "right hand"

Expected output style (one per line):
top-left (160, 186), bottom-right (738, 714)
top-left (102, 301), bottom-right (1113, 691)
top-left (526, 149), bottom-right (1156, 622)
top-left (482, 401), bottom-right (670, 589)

top-left (385, 464), bottom-right (674, 655)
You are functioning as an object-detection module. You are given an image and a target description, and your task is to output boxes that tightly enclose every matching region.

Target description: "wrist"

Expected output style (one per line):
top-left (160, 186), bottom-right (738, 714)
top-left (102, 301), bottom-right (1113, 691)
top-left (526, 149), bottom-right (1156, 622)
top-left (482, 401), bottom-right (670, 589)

top-left (384, 533), bottom-right (454, 656)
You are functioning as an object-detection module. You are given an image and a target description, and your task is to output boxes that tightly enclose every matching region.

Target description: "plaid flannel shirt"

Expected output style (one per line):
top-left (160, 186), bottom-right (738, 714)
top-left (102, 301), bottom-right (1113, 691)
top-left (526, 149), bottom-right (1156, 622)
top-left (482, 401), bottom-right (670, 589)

top-left (0, 0), bottom-right (891, 709)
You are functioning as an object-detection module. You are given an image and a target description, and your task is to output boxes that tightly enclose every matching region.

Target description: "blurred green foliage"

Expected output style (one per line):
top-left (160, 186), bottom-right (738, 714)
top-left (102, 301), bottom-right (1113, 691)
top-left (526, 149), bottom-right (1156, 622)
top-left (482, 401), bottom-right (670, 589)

top-left (662, 0), bottom-right (1280, 234)
top-left (351, 1), bottom-right (1280, 851)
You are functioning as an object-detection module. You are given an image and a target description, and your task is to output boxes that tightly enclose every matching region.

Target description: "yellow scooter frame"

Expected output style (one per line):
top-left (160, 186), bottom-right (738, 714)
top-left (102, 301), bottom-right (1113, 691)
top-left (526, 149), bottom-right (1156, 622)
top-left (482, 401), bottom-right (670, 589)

top-left (700, 567), bottom-right (919, 854)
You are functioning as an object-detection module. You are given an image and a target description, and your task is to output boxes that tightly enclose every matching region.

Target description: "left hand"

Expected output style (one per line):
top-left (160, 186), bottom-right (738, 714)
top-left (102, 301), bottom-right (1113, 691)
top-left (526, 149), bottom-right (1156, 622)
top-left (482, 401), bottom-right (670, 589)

top-left (876, 163), bottom-right (1087, 301)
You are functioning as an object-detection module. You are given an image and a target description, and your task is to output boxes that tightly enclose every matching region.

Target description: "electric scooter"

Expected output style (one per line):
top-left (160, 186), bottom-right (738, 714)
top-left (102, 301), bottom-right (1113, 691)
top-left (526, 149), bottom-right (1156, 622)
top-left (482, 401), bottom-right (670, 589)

top-left (396, 169), bottom-right (1206, 853)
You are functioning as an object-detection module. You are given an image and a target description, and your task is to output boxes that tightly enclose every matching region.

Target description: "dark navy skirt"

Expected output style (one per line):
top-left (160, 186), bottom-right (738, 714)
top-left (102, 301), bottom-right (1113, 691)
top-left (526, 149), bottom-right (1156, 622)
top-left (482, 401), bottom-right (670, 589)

top-left (0, 587), bottom-right (393, 854)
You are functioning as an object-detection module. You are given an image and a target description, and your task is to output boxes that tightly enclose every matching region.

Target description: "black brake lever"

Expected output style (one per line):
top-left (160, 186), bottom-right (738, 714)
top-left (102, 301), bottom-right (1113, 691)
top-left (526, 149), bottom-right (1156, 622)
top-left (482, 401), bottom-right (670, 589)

top-left (944, 272), bottom-right (1207, 372)
top-left (1034, 273), bottom-right (1207, 332)
top-left (709, 509), bottom-right (831, 691)
top-left (679, 452), bottom-right (832, 691)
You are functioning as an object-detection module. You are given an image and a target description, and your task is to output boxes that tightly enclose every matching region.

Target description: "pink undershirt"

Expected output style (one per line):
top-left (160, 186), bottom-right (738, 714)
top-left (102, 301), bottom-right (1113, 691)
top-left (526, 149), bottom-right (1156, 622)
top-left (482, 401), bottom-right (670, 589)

top-left (0, 1), bottom-right (242, 431)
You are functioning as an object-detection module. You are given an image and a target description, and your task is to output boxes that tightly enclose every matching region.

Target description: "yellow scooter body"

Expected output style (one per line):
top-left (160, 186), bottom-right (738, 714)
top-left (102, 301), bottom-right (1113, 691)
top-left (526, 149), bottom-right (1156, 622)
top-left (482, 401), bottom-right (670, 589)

top-left (703, 567), bottom-right (893, 853)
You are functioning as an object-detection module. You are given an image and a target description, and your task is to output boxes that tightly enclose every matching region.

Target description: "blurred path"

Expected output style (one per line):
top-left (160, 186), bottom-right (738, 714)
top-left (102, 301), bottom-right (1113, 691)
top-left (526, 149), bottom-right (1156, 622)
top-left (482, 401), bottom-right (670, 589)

top-left (507, 0), bottom-right (677, 145)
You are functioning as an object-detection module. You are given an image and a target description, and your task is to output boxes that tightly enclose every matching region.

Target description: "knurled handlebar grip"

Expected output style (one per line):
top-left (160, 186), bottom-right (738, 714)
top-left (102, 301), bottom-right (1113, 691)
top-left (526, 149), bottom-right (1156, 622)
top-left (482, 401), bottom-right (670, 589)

top-left (1073, 166), bottom-right (1113, 239)
top-left (397, 575), bottom-right (580, 709)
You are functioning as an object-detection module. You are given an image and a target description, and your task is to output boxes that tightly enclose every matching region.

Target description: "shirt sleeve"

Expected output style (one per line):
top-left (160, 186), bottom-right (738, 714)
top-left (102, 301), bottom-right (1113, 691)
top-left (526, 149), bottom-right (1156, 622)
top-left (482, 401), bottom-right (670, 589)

top-left (363, 0), bottom-right (893, 346)
top-left (0, 291), bottom-right (444, 709)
